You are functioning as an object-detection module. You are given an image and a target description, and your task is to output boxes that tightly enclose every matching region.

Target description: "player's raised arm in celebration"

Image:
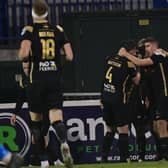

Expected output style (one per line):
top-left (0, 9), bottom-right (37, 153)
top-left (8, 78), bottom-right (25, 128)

top-left (118, 37), bottom-right (167, 66)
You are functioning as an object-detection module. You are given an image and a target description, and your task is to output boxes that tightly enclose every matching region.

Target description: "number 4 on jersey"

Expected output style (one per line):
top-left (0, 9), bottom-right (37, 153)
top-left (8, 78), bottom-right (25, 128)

top-left (105, 66), bottom-right (113, 83)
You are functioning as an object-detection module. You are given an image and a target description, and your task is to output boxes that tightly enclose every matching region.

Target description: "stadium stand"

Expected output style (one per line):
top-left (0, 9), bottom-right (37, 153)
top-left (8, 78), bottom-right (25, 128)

top-left (2, 0), bottom-right (168, 46)
top-left (0, 0), bottom-right (154, 45)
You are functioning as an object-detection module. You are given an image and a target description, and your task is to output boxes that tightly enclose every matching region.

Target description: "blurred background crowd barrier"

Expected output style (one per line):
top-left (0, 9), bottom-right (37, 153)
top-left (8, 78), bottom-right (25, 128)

top-left (0, 0), bottom-right (168, 101)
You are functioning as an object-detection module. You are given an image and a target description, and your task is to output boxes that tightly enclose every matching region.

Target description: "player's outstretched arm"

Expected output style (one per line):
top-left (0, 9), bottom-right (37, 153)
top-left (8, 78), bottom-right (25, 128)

top-left (118, 48), bottom-right (153, 66)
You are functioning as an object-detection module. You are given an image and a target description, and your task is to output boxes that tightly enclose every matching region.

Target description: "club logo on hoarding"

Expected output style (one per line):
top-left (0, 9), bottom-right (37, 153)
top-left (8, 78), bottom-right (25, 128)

top-left (0, 113), bottom-right (31, 157)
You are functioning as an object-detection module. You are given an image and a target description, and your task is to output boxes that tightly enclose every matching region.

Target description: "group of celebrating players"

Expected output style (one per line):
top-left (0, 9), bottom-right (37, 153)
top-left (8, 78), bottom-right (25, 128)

top-left (101, 37), bottom-right (168, 163)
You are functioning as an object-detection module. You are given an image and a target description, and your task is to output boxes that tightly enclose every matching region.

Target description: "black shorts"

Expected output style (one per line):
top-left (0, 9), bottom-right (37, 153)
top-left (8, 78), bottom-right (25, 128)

top-left (157, 96), bottom-right (168, 120)
top-left (27, 80), bottom-right (63, 113)
top-left (102, 101), bottom-right (129, 127)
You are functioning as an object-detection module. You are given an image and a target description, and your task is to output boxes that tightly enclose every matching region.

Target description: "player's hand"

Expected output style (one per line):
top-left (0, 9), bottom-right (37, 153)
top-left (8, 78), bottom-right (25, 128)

top-left (10, 114), bottom-right (17, 126)
top-left (118, 48), bottom-right (128, 57)
top-left (155, 48), bottom-right (167, 57)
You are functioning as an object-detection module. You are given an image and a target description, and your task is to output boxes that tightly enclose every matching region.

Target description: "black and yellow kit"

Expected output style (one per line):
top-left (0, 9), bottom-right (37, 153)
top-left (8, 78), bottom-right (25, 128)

top-left (21, 23), bottom-right (69, 81)
top-left (149, 54), bottom-right (168, 120)
top-left (21, 22), bottom-right (69, 112)
top-left (101, 55), bottom-right (137, 127)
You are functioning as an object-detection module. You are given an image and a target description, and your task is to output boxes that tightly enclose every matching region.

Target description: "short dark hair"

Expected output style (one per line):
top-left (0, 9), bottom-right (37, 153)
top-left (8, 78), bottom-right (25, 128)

top-left (144, 37), bottom-right (160, 48)
top-left (144, 36), bottom-right (159, 44)
top-left (121, 40), bottom-right (137, 52)
top-left (32, 0), bottom-right (48, 16)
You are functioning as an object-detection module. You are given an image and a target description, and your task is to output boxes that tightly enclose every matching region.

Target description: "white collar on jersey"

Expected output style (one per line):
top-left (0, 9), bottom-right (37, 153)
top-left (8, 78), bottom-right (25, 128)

top-left (32, 9), bottom-right (48, 19)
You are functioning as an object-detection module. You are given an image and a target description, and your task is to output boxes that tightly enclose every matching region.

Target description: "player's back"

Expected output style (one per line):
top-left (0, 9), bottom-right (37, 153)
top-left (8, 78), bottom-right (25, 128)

top-left (102, 54), bottom-right (135, 103)
top-left (145, 54), bottom-right (168, 97)
top-left (27, 22), bottom-right (65, 81)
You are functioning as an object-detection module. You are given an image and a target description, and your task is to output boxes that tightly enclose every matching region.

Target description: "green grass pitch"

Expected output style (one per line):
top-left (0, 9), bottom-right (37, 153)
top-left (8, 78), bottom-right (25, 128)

top-left (22, 161), bottom-right (168, 168)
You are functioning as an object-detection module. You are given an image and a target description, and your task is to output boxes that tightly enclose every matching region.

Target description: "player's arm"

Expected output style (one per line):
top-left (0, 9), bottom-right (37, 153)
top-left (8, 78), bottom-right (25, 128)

top-left (118, 48), bottom-right (153, 66)
top-left (57, 25), bottom-right (74, 61)
top-left (156, 48), bottom-right (168, 57)
top-left (132, 72), bottom-right (141, 85)
top-left (63, 43), bottom-right (73, 61)
top-left (22, 62), bottom-right (29, 76)
top-left (19, 25), bottom-right (33, 61)
top-left (18, 40), bottom-right (31, 61)
top-left (127, 61), bottom-right (141, 85)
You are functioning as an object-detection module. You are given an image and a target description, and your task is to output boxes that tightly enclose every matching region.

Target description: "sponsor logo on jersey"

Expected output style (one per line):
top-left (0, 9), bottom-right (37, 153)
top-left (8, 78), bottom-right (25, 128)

top-left (39, 61), bottom-right (57, 71)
